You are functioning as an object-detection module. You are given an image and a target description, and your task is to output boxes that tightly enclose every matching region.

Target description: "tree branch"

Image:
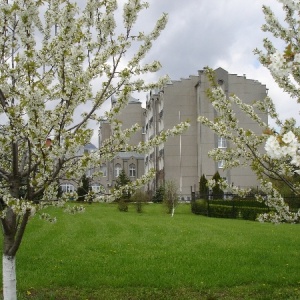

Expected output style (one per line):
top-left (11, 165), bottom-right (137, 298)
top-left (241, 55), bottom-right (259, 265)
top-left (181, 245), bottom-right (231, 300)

top-left (0, 89), bottom-right (7, 108)
top-left (8, 209), bottom-right (30, 256)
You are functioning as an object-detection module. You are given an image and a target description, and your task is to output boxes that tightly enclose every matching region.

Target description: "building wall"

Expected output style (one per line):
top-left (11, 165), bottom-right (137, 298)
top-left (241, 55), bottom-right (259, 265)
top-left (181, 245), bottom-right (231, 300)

top-left (145, 68), bottom-right (268, 199)
top-left (98, 96), bottom-right (146, 193)
top-left (97, 68), bottom-right (268, 199)
top-left (197, 68), bottom-right (267, 189)
top-left (112, 96), bottom-right (146, 146)
top-left (162, 76), bottom-right (199, 198)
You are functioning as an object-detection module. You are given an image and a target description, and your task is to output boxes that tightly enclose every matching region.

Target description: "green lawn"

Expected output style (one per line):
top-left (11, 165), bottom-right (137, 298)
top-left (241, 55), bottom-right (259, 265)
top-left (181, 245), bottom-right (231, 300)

top-left (1, 203), bottom-right (300, 299)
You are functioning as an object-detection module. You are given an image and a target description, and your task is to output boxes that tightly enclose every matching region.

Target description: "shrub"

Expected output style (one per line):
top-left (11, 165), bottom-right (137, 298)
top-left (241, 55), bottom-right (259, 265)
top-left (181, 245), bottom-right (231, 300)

top-left (115, 169), bottom-right (131, 202)
top-left (210, 199), bottom-right (268, 208)
top-left (118, 199), bottom-right (128, 212)
top-left (212, 172), bottom-right (224, 199)
top-left (153, 185), bottom-right (164, 203)
top-left (163, 181), bottom-right (178, 214)
top-left (77, 174), bottom-right (90, 201)
top-left (199, 174), bottom-right (209, 199)
top-left (233, 199), bottom-right (268, 208)
top-left (131, 190), bottom-right (150, 213)
top-left (192, 199), bottom-right (208, 215)
top-left (284, 196), bottom-right (300, 211)
top-left (239, 207), bottom-right (270, 221)
top-left (208, 205), bottom-right (237, 219)
top-left (192, 199), bottom-right (271, 221)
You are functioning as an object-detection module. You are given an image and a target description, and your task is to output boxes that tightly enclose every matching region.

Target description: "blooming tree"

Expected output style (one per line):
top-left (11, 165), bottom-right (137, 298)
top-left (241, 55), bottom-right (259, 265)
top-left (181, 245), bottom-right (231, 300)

top-left (0, 0), bottom-right (189, 299)
top-left (198, 0), bottom-right (300, 224)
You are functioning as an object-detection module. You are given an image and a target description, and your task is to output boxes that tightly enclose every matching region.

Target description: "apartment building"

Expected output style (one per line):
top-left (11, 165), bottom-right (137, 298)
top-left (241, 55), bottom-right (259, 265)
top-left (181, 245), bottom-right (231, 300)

top-left (144, 67), bottom-right (268, 200)
top-left (96, 68), bottom-right (267, 199)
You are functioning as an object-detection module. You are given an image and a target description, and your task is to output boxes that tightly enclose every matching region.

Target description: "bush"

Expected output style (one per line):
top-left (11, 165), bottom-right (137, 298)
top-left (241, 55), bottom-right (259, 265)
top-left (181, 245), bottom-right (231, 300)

top-left (208, 205), bottom-right (237, 219)
top-left (163, 181), bottom-right (178, 214)
top-left (210, 199), bottom-right (268, 208)
top-left (115, 169), bottom-right (131, 202)
top-left (212, 171), bottom-right (224, 199)
top-left (239, 207), bottom-right (270, 221)
top-left (199, 174), bottom-right (208, 199)
top-left (192, 199), bottom-right (271, 221)
top-left (192, 199), bottom-right (208, 215)
top-left (77, 174), bottom-right (90, 201)
top-left (284, 196), bottom-right (300, 211)
top-left (118, 199), bottom-right (128, 212)
top-left (131, 190), bottom-right (150, 213)
top-left (153, 186), bottom-right (164, 203)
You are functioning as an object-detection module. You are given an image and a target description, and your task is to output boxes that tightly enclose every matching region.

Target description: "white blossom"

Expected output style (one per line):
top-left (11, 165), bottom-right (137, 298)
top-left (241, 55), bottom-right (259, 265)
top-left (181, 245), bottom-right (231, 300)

top-left (265, 135), bottom-right (283, 159)
top-left (0, 2), bottom-right (189, 298)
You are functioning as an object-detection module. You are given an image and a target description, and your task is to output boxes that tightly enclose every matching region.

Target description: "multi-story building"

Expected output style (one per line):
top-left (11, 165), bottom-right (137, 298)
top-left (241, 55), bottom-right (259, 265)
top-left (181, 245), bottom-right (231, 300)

top-left (144, 67), bottom-right (268, 200)
top-left (98, 96), bottom-right (146, 193)
top-left (60, 142), bottom-right (100, 193)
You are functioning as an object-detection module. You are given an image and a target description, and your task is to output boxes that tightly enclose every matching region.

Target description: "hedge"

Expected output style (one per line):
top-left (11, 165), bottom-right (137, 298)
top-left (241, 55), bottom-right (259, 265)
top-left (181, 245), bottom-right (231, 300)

top-left (192, 199), bottom-right (270, 221)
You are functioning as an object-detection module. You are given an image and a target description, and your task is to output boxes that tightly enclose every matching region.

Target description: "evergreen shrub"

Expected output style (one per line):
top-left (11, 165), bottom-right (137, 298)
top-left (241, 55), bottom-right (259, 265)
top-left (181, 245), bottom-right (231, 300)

top-left (239, 207), bottom-right (270, 221)
top-left (192, 201), bottom-right (271, 221)
top-left (192, 199), bottom-right (207, 215)
top-left (208, 205), bottom-right (237, 219)
top-left (153, 186), bottom-right (164, 203)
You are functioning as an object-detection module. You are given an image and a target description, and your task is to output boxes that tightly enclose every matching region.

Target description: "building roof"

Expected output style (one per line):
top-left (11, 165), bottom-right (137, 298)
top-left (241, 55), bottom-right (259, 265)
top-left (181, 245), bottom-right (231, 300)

top-left (111, 95), bottom-right (140, 105)
top-left (115, 151), bottom-right (144, 159)
top-left (128, 95), bottom-right (140, 104)
top-left (84, 143), bottom-right (97, 151)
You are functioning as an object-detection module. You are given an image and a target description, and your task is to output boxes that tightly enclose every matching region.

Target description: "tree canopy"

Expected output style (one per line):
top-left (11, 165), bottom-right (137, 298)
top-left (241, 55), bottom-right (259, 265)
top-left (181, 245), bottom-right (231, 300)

top-left (0, 1), bottom-right (190, 299)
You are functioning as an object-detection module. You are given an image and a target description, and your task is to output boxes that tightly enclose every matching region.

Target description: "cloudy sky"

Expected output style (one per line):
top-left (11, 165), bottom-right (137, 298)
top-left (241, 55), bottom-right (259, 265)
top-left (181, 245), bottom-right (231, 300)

top-left (91, 0), bottom-right (298, 145)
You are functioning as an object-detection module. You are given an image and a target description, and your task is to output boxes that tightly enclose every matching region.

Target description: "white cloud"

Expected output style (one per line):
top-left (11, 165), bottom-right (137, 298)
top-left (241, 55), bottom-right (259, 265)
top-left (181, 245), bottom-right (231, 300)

top-left (89, 0), bottom-right (298, 145)
top-left (146, 0), bottom-right (298, 122)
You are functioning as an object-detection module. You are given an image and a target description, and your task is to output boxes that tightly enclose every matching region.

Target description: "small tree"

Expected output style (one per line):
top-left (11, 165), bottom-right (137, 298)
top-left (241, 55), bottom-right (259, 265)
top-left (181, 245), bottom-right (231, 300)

top-left (212, 172), bottom-right (224, 199)
top-left (199, 174), bottom-right (208, 199)
top-left (115, 169), bottom-right (131, 200)
top-left (163, 181), bottom-right (178, 216)
top-left (131, 190), bottom-right (150, 213)
top-left (0, 1), bottom-right (190, 298)
top-left (115, 169), bottom-right (131, 211)
top-left (77, 174), bottom-right (90, 202)
top-left (153, 185), bottom-right (165, 203)
top-left (57, 184), bottom-right (63, 200)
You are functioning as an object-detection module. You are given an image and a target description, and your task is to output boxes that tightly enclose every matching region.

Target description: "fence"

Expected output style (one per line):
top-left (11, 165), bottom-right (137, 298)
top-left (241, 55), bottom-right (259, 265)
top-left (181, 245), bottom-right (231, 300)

top-left (191, 194), bottom-right (300, 220)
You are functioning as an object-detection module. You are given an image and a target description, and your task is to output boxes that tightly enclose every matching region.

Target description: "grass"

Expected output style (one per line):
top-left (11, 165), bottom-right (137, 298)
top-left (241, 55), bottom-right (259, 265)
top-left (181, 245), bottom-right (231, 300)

top-left (1, 203), bottom-right (300, 299)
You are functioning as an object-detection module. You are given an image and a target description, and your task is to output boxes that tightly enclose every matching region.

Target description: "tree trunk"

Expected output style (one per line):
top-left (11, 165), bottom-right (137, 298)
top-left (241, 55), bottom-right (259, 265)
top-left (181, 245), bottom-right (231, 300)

top-left (3, 255), bottom-right (17, 300)
top-left (1, 208), bottom-right (30, 300)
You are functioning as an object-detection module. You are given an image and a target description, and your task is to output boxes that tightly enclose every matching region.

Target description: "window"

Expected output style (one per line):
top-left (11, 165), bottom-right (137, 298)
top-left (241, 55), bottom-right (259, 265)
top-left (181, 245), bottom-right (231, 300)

top-left (60, 183), bottom-right (75, 193)
top-left (218, 160), bottom-right (225, 169)
top-left (115, 163), bottom-right (122, 177)
top-left (129, 164), bottom-right (136, 177)
top-left (159, 109), bottom-right (164, 120)
top-left (149, 152), bottom-right (154, 161)
top-left (91, 184), bottom-right (102, 193)
top-left (100, 164), bottom-right (107, 177)
top-left (218, 137), bottom-right (227, 148)
top-left (87, 167), bottom-right (94, 177)
top-left (159, 149), bottom-right (164, 158)
top-left (149, 117), bottom-right (153, 128)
